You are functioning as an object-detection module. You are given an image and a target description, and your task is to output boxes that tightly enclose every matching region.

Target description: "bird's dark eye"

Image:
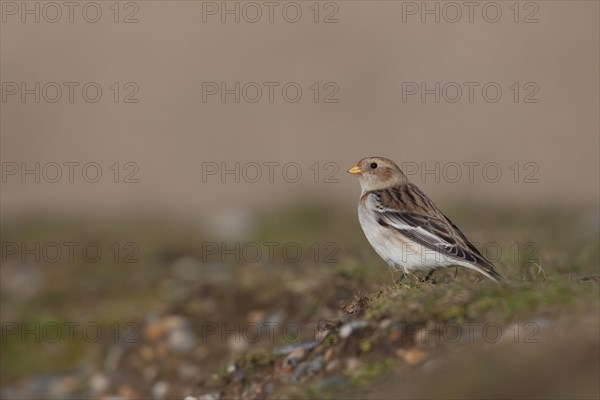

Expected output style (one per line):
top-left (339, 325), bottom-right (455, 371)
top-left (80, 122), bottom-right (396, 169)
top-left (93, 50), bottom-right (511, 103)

top-left (370, 162), bottom-right (378, 169)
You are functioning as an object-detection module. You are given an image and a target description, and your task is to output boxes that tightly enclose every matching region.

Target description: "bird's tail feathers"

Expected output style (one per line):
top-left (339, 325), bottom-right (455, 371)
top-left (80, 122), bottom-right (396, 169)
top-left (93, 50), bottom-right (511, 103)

top-left (466, 264), bottom-right (506, 284)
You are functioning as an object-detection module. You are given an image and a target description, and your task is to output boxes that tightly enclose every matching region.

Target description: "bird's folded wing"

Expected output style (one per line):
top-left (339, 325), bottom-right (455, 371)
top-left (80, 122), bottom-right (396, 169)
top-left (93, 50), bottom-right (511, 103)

top-left (367, 188), bottom-right (493, 269)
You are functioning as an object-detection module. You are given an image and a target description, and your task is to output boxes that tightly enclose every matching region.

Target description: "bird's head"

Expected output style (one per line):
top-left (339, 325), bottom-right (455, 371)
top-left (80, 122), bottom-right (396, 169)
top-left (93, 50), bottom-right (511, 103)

top-left (347, 157), bottom-right (408, 192)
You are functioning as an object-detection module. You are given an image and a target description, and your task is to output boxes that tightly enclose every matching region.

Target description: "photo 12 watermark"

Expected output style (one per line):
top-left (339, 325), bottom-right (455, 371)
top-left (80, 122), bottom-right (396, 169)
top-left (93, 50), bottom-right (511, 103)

top-left (401, 81), bottom-right (540, 104)
top-left (1, 321), bottom-right (140, 344)
top-left (1, 1), bottom-right (140, 24)
top-left (200, 241), bottom-right (339, 264)
top-left (1, 81), bottom-right (140, 103)
top-left (394, 240), bottom-right (540, 265)
top-left (397, 321), bottom-right (540, 345)
top-left (201, 81), bottom-right (339, 104)
top-left (1, 161), bottom-right (140, 184)
top-left (201, 161), bottom-right (340, 184)
top-left (201, 1), bottom-right (340, 24)
top-left (1, 241), bottom-right (140, 264)
top-left (400, 1), bottom-right (539, 24)
top-left (400, 161), bottom-right (539, 184)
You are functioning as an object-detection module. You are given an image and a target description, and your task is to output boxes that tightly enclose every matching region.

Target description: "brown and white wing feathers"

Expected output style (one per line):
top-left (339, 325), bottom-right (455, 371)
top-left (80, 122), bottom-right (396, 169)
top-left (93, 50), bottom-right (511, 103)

top-left (363, 184), bottom-right (504, 282)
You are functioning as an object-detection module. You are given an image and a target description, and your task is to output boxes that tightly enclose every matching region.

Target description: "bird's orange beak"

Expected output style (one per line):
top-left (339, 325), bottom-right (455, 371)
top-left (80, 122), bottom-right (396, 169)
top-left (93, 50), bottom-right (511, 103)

top-left (347, 165), bottom-right (363, 175)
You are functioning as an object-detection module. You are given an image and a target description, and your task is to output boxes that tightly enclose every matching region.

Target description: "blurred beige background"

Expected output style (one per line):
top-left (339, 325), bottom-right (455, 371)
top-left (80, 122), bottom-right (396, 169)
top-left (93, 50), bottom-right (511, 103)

top-left (2, 1), bottom-right (599, 218)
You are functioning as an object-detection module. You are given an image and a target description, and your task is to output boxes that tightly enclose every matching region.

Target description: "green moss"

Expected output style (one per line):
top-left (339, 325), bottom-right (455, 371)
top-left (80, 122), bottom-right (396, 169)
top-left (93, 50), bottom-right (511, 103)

top-left (359, 339), bottom-right (373, 353)
top-left (1, 322), bottom-right (87, 385)
top-left (346, 359), bottom-right (394, 384)
top-left (335, 261), bottom-right (369, 282)
top-left (244, 349), bottom-right (274, 369)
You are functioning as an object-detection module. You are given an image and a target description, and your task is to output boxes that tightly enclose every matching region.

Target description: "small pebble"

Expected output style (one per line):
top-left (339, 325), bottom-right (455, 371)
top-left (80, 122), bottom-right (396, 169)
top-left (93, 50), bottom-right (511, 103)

top-left (291, 362), bottom-right (310, 382)
top-left (178, 363), bottom-right (201, 380)
top-left (152, 381), bottom-right (168, 399)
top-left (89, 373), bottom-right (109, 394)
top-left (246, 310), bottom-right (266, 324)
top-left (168, 327), bottom-right (196, 353)
top-left (283, 348), bottom-right (305, 368)
top-left (142, 366), bottom-right (158, 382)
top-left (325, 359), bottom-right (341, 373)
top-left (396, 348), bottom-right (427, 366)
top-left (233, 371), bottom-right (245, 383)
top-left (306, 356), bottom-right (324, 373)
top-left (272, 341), bottom-right (319, 356)
top-left (263, 382), bottom-right (275, 394)
top-left (291, 356), bottom-right (323, 381)
top-left (315, 328), bottom-right (331, 342)
top-left (379, 319), bottom-right (392, 330)
top-left (198, 392), bottom-right (220, 400)
top-left (345, 357), bottom-right (362, 373)
top-left (323, 347), bottom-right (334, 363)
top-left (139, 345), bottom-right (154, 361)
top-left (339, 321), bottom-right (369, 339)
top-left (318, 374), bottom-right (348, 389)
top-left (104, 345), bottom-right (125, 371)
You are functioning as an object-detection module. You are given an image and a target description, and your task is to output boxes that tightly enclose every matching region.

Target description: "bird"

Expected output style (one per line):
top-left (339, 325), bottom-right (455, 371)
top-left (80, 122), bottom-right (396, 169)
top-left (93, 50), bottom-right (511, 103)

top-left (347, 156), bottom-right (504, 283)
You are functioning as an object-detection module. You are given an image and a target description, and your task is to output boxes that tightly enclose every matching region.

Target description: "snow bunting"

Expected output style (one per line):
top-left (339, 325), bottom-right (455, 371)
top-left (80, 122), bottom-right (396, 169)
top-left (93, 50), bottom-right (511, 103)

top-left (348, 156), bottom-right (504, 283)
